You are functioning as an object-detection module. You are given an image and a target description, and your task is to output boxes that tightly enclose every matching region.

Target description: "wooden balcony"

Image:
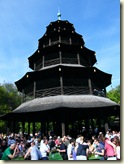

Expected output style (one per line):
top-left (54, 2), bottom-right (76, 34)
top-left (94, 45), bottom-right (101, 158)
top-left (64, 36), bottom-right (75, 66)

top-left (23, 86), bottom-right (91, 102)
top-left (35, 58), bottom-right (81, 70)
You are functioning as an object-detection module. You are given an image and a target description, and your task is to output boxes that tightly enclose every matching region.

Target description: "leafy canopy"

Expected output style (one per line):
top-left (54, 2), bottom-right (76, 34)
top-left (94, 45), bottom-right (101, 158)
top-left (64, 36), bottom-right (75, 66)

top-left (107, 85), bottom-right (120, 104)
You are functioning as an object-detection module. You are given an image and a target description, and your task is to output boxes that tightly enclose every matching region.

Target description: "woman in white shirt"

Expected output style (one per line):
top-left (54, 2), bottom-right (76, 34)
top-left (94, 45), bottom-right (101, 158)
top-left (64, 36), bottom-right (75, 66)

top-left (40, 139), bottom-right (50, 160)
top-left (67, 139), bottom-right (75, 160)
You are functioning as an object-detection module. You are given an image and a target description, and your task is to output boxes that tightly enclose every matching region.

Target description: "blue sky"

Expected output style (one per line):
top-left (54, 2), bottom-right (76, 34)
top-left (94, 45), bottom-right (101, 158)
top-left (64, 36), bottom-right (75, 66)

top-left (0, 0), bottom-right (120, 91)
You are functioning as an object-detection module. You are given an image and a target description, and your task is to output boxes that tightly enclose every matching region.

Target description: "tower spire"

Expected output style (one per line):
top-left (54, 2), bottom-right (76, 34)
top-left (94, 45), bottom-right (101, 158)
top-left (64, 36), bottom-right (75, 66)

top-left (57, 7), bottom-right (61, 20)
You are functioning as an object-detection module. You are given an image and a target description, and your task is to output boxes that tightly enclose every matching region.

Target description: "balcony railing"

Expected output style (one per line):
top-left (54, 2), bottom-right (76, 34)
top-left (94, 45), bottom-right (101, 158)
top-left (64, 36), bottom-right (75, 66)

top-left (35, 58), bottom-right (79, 70)
top-left (23, 86), bottom-right (91, 102)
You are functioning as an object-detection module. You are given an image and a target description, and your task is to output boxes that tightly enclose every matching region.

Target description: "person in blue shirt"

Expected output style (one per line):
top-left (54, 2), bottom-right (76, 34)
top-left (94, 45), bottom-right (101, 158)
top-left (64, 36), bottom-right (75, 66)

top-left (93, 138), bottom-right (105, 160)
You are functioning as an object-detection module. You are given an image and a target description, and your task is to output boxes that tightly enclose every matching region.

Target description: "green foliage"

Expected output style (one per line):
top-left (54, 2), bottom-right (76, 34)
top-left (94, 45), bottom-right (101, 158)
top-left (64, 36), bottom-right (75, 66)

top-left (0, 83), bottom-right (22, 132)
top-left (0, 83), bottom-right (21, 115)
top-left (107, 85), bottom-right (120, 104)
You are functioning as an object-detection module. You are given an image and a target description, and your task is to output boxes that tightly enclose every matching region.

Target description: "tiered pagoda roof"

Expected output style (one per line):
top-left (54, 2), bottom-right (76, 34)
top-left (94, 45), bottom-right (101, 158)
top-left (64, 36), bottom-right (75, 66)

top-left (0, 18), bottom-right (120, 126)
top-left (15, 19), bottom-right (112, 101)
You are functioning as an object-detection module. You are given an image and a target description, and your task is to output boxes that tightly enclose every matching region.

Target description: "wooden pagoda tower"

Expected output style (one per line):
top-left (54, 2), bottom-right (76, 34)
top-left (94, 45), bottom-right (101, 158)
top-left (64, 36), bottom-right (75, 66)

top-left (1, 15), bottom-right (120, 137)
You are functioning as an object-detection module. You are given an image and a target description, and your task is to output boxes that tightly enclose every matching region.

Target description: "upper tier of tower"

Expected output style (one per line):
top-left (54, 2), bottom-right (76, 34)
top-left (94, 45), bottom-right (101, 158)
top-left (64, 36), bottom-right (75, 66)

top-left (28, 20), bottom-right (97, 70)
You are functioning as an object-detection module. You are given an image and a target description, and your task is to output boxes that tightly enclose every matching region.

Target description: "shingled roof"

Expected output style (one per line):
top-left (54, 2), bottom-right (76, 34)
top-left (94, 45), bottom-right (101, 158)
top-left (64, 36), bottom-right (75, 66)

top-left (12, 95), bottom-right (118, 113)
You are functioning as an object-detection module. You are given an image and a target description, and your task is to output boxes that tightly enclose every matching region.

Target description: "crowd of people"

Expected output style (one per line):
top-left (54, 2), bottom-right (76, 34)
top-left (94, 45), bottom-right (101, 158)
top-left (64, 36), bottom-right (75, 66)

top-left (0, 129), bottom-right (120, 160)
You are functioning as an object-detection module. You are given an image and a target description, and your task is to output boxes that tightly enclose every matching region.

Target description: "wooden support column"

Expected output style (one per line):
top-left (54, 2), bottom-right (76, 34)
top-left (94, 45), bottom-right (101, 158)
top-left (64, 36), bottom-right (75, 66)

top-left (41, 122), bottom-right (46, 136)
top-left (34, 63), bottom-right (36, 71)
top-left (33, 122), bottom-right (35, 136)
top-left (104, 118), bottom-right (110, 133)
top-left (104, 88), bottom-right (106, 97)
top-left (88, 78), bottom-right (93, 94)
top-left (40, 122), bottom-right (42, 136)
top-left (22, 122), bottom-right (25, 135)
top-left (44, 122), bottom-right (47, 136)
top-left (85, 119), bottom-right (89, 137)
top-left (28, 121), bottom-right (30, 136)
top-left (61, 123), bottom-right (65, 137)
top-left (69, 37), bottom-right (72, 44)
top-left (65, 121), bottom-right (68, 136)
top-left (97, 118), bottom-right (101, 132)
top-left (56, 121), bottom-right (62, 136)
top-left (46, 122), bottom-right (48, 135)
top-left (53, 122), bottom-right (56, 135)
top-left (40, 122), bottom-right (44, 137)
top-left (33, 81), bottom-right (36, 98)
top-left (91, 119), bottom-right (95, 132)
top-left (104, 123), bottom-right (109, 133)
top-left (42, 56), bottom-right (44, 68)
top-left (77, 53), bottom-right (80, 64)
top-left (78, 120), bottom-right (82, 133)
top-left (53, 122), bottom-right (56, 134)
top-left (13, 120), bottom-right (16, 134)
top-left (6, 121), bottom-right (10, 135)
top-left (71, 122), bottom-right (75, 137)
top-left (49, 38), bottom-right (51, 46)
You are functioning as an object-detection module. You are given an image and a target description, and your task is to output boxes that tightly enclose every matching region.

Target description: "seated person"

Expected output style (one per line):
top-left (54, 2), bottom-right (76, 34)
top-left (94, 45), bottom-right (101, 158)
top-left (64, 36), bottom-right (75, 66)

top-left (1, 142), bottom-right (18, 160)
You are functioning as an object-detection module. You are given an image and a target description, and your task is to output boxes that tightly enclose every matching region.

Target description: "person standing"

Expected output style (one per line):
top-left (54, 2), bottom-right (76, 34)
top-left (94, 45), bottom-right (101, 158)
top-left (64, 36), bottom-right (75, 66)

top-left (76, 137), bottom-right (89, 160)
top-left (104, 133), bottom-right (117, 160)
top-left (40, 139), bottom-right (50, 160)
top-left (87, 139), bottom-right (94, 158)
top-left (24, 141), bottom-right (41, 160)
top-left (48, 136), bottom-right (55, 150)
top-left (67, 139), bottom-right (75, 160)
top-left (93, 138), bottom-right (105, 160)
top-left (57, 138), bottom-right (68, 160)
top-left (1, 142), bottom-right (18, 160)
top-left (116, 140), bottom-right (120, 160)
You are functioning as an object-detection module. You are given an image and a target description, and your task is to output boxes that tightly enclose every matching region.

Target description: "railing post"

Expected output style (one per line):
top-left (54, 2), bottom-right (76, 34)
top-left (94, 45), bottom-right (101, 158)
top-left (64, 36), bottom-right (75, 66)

top-left (59, 51), bottom-right (62, 64)
top-left (34, 62), bottom-right (36, 71)
top-left (59, 68), bottom-right (64, 95)
top-left (59, 36), bottom-right (61, 43)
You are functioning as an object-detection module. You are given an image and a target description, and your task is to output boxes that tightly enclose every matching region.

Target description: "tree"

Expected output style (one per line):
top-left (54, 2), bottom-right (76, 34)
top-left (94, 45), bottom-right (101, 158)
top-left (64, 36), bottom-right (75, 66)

top-left (106, 85), bottom-right (120, 131)
top-left (0, 83), bottom-right (21, 115)
top-left (107, 85), bottom-right (120, 104)
top-left (0, 83), bottom-right (22, 133)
